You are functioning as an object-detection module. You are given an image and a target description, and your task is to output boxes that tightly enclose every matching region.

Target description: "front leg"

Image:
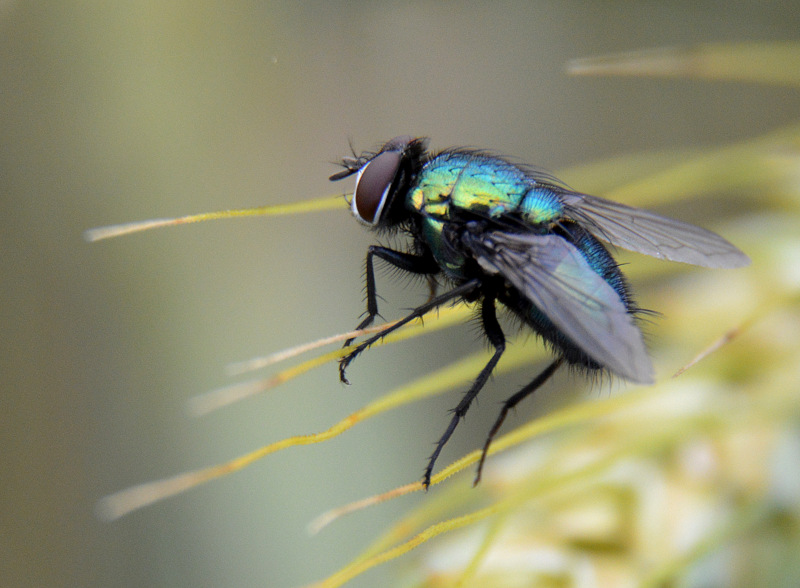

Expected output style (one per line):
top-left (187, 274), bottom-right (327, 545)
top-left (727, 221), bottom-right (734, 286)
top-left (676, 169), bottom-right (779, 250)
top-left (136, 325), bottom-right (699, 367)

top-left (341, 245), bottom-right (439, 383)
top-left (340, 279), bottom-right (480, 384)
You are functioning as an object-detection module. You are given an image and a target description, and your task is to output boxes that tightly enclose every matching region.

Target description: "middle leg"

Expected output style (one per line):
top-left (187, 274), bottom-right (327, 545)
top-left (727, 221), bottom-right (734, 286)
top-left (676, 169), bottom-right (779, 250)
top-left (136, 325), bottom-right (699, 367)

top-left (423, 290), bottom-right (506, 488)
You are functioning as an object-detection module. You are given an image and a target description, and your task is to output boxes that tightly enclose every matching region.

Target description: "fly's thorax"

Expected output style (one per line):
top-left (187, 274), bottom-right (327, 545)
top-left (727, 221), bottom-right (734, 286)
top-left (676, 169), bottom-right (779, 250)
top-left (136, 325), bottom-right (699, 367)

top-left (407, 182), bottom-right (451, 219)
top-left (418, 216), bottom-right (469, 280)
top-left (405, 156), bottom-right (461, 220)
top-left (450, 170), bottom-right (527, 218)
top-left (406, 152), bottom-right (565, 228)
top-left (405, 153), bottom-right (570, 281)
top-left (519, 186), bottom-right (564, 225)
top-left (407, 153), bottom-right (518, 220)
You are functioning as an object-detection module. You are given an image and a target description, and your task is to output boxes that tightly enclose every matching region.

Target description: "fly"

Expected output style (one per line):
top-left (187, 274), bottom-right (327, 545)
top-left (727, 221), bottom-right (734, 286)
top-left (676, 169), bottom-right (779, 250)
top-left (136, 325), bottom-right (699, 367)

top-left (330, 136), bottom-right (750, 488)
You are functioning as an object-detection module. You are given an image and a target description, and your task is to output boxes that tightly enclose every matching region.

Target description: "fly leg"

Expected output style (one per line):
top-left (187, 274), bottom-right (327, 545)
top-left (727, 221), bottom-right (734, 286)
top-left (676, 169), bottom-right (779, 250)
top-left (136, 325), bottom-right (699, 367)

top-left (340, 278), bottom-right (480, 384)
top-left (423, 291), bottom-right (505, 488)
top-left (342, 245), bottom-right (439, 351)
top-left (472, 357), bottom-right (564, 485)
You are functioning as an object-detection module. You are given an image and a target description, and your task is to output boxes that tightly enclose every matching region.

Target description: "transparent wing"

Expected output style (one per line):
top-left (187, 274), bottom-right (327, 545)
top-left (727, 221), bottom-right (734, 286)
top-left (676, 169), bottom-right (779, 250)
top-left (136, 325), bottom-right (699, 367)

top-left (464, 230), bottom-right (653, 383)
top-left (561, 192), bottom-right (750, 268)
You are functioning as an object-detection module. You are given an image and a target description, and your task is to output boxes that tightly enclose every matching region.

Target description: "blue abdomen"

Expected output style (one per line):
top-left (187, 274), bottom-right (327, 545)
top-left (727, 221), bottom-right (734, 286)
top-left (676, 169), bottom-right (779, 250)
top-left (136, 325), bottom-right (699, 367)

top-left (503, 222), bottom-right (634, 368)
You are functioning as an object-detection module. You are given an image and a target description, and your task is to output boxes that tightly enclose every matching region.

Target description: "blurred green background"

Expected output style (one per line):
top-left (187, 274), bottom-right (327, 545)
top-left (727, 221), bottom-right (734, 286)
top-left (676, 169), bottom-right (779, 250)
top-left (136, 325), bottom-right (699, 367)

top-left (2, 2), bottom-right (799, 587)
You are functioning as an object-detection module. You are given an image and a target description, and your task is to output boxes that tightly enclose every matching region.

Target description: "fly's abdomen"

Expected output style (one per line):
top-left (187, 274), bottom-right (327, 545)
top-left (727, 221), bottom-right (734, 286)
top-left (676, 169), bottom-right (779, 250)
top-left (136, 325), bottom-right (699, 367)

top-left (505, 222), bottom-right (636, 369)
top-left (558, 222), bottom-right (632, 307)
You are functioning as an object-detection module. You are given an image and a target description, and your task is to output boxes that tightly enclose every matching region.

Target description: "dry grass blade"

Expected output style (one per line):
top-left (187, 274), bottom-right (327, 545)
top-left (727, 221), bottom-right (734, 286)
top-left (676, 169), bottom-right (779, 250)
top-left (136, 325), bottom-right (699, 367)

top-left (568, 42), bottom-right (800, 87)
top-left (84, 194), bottom-right (344, 241)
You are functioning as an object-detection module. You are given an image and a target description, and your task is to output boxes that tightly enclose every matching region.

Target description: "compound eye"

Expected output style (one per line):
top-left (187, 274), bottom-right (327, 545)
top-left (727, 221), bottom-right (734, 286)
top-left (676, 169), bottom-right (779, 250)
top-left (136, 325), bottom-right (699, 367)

top-left (352, 149), bottom-right (402, 225)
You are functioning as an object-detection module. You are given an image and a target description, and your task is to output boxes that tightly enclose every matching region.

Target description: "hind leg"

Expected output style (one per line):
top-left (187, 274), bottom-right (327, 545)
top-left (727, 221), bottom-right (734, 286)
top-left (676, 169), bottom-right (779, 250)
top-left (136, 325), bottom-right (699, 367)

top-left (473, 357), bottom-right (564, 485)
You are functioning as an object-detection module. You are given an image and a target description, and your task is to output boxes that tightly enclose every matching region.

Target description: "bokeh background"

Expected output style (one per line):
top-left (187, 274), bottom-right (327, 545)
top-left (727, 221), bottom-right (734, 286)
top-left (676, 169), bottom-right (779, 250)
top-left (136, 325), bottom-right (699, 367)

top-left (2, 2), bottom-right (799, 587)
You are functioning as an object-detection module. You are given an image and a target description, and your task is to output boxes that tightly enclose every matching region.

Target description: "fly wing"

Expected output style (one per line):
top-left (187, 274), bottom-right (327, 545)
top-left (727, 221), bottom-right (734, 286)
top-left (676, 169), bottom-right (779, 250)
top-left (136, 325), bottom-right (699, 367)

top-left (560, 192), bottom-right (750, 268)
top-left (463, 230), bottom-right (653, 384)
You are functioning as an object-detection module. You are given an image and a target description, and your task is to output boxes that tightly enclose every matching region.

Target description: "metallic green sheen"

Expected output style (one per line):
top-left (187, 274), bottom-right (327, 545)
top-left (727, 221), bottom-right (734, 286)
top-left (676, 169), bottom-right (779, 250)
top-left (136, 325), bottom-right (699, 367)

top-left (406, 151), bottom-right (565, 279)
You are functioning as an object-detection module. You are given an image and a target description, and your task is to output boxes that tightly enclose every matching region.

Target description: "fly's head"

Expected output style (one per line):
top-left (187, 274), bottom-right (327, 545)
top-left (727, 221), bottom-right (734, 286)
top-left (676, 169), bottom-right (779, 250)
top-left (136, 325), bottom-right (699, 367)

top-left (330, 136), bottom-right (428, 229)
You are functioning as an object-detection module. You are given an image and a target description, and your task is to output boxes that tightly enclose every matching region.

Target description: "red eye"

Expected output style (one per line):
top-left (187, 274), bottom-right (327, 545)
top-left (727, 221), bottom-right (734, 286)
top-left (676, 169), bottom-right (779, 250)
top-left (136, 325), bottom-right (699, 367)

top-left (352, 149), bottom-right (402, 225)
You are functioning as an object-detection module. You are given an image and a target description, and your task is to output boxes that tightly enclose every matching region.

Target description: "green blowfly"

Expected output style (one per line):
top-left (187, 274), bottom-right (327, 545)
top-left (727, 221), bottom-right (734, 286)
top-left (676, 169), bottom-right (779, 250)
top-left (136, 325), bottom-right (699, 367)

top-left (330, 136), bottom-right (750, 487)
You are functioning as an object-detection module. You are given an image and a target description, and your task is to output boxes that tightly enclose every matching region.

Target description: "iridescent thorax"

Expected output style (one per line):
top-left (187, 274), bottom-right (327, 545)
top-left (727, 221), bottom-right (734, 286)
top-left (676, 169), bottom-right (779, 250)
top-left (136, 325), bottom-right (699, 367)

top-left (406, 152), bottom-right (565, 278)
top-left (407, 152), bottom-right (563, 223)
